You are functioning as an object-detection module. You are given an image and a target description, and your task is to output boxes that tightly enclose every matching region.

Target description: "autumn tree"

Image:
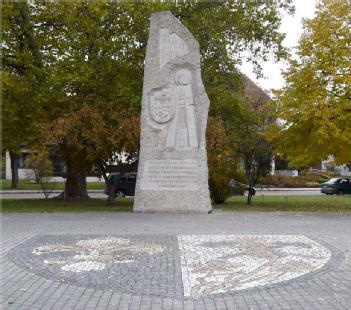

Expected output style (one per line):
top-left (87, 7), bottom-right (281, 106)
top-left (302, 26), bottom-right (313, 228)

top-left (268, 0), bottom-right (351, 167)
top-left (28, 2), bottom-right (144, 198)
top-left (206, 116), bottom-right (236, 204)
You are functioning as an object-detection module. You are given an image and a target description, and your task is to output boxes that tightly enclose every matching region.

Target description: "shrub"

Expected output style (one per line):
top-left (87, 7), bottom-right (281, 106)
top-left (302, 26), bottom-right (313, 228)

top-left (25, 150), bottom-right (56, 199)
top-left (259, 171), bottom-right (338, 188)
top-left (207, 117), bottom-right (235, 204)
top-left (209, 176), bottom-right (229, 204)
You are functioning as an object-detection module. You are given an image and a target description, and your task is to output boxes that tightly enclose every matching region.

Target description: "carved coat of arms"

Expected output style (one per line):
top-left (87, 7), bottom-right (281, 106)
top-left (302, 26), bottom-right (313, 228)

top-left (149, 89), bottom-right (175, 123)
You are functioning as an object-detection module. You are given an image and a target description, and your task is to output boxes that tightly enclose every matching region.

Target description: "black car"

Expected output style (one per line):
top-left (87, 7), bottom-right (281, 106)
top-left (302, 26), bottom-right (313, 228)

top-left (321, 178), bottom-right (351, 195)
top-left (105, 172), bottom-right (137, 198)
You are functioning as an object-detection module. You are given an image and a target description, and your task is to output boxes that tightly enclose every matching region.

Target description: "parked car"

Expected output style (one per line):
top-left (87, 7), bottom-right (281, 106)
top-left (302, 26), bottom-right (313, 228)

top-left (104, 172), bottom-right (137, 198)
top-left (321, 178), bottom-right (351, 195)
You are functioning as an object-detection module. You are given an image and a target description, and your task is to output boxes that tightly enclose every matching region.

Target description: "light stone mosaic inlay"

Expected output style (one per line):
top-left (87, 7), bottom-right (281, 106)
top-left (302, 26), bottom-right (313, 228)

top-left (177, 235), bottom-right (331, 297)
top-left (32, 237), bottom-right (164, 273)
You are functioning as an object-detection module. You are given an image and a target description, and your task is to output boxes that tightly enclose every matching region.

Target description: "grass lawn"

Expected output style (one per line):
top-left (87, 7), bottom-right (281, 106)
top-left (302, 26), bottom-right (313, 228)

top-left (2, 195), bottom-right (350, 213)
top-left (0, 180), bottom-right (105, 190)
top-left (2, 198), bottom-right (133, 213)
top-left (215, 195), bottom-right (351, 213)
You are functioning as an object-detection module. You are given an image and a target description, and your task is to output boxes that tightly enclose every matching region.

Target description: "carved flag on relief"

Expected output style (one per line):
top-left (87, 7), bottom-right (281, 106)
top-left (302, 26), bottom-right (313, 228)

top-left (159, 29), bottom-right (189, 69)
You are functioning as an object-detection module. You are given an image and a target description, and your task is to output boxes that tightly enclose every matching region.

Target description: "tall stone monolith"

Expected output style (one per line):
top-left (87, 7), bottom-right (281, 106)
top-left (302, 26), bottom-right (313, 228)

top-left (133, 11), bottom-right (212, 213)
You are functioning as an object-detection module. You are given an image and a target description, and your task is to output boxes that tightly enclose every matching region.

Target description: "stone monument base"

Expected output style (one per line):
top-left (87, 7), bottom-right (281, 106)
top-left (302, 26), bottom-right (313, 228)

top-left (134, 194), bottom-right (212, 214)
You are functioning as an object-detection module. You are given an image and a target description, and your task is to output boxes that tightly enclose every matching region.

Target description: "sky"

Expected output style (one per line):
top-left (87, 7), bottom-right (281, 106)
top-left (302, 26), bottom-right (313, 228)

top-left (240, 0), bottom-right (318, 93)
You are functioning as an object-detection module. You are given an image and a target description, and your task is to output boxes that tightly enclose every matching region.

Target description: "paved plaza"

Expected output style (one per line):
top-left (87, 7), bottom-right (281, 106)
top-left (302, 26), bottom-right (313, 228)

top-left (2, 211), bottom-right (351, 309)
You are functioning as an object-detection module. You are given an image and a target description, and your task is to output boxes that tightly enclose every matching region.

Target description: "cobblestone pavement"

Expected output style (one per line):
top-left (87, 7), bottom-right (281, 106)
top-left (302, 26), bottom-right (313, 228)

top-left (2, 211), bottom-right (351, 309)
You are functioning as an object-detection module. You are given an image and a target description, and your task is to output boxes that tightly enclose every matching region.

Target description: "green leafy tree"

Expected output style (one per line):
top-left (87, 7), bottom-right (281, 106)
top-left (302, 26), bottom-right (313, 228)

top-left (2, 2), bottom-right (46, 188)
top-left (3, 2), bottom-right (292, 198)
top-left (268, 0), bottom-right (351, 167)
top-left (10, 2), bottom-right (144, 198)
top-left (227, 102), bottom-right (273, 204)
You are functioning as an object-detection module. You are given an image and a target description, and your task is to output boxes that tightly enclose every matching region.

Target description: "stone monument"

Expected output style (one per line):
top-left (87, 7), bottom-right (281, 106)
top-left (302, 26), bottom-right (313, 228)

top-left (133, 11), bottom-right (212, 213)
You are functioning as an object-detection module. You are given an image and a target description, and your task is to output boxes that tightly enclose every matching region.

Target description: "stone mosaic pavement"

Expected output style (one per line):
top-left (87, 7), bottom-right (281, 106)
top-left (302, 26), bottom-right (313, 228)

top-left (2, 211), bottom-right (351, 309)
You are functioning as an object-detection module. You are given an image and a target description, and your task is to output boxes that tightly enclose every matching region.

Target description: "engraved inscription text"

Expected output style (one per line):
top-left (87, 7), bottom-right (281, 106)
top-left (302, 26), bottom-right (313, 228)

top-left (141, 159), bottom-right (198, 190)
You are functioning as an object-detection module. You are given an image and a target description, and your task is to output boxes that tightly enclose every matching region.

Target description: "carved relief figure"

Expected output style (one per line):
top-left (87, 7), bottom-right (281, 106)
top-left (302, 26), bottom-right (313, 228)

top-left (165, 69), bottom-right (198, 149)
top-left (159, 29), bottom-right (188, 69)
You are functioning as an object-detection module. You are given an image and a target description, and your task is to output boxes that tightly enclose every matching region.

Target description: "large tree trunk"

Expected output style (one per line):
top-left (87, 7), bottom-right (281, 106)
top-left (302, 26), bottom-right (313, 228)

top-left (99, 163), bottom-right (116, 203)
top-left (61, 160), bottom-right (89, 199)
top-left (9, 151), bottom-right (19, 189)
